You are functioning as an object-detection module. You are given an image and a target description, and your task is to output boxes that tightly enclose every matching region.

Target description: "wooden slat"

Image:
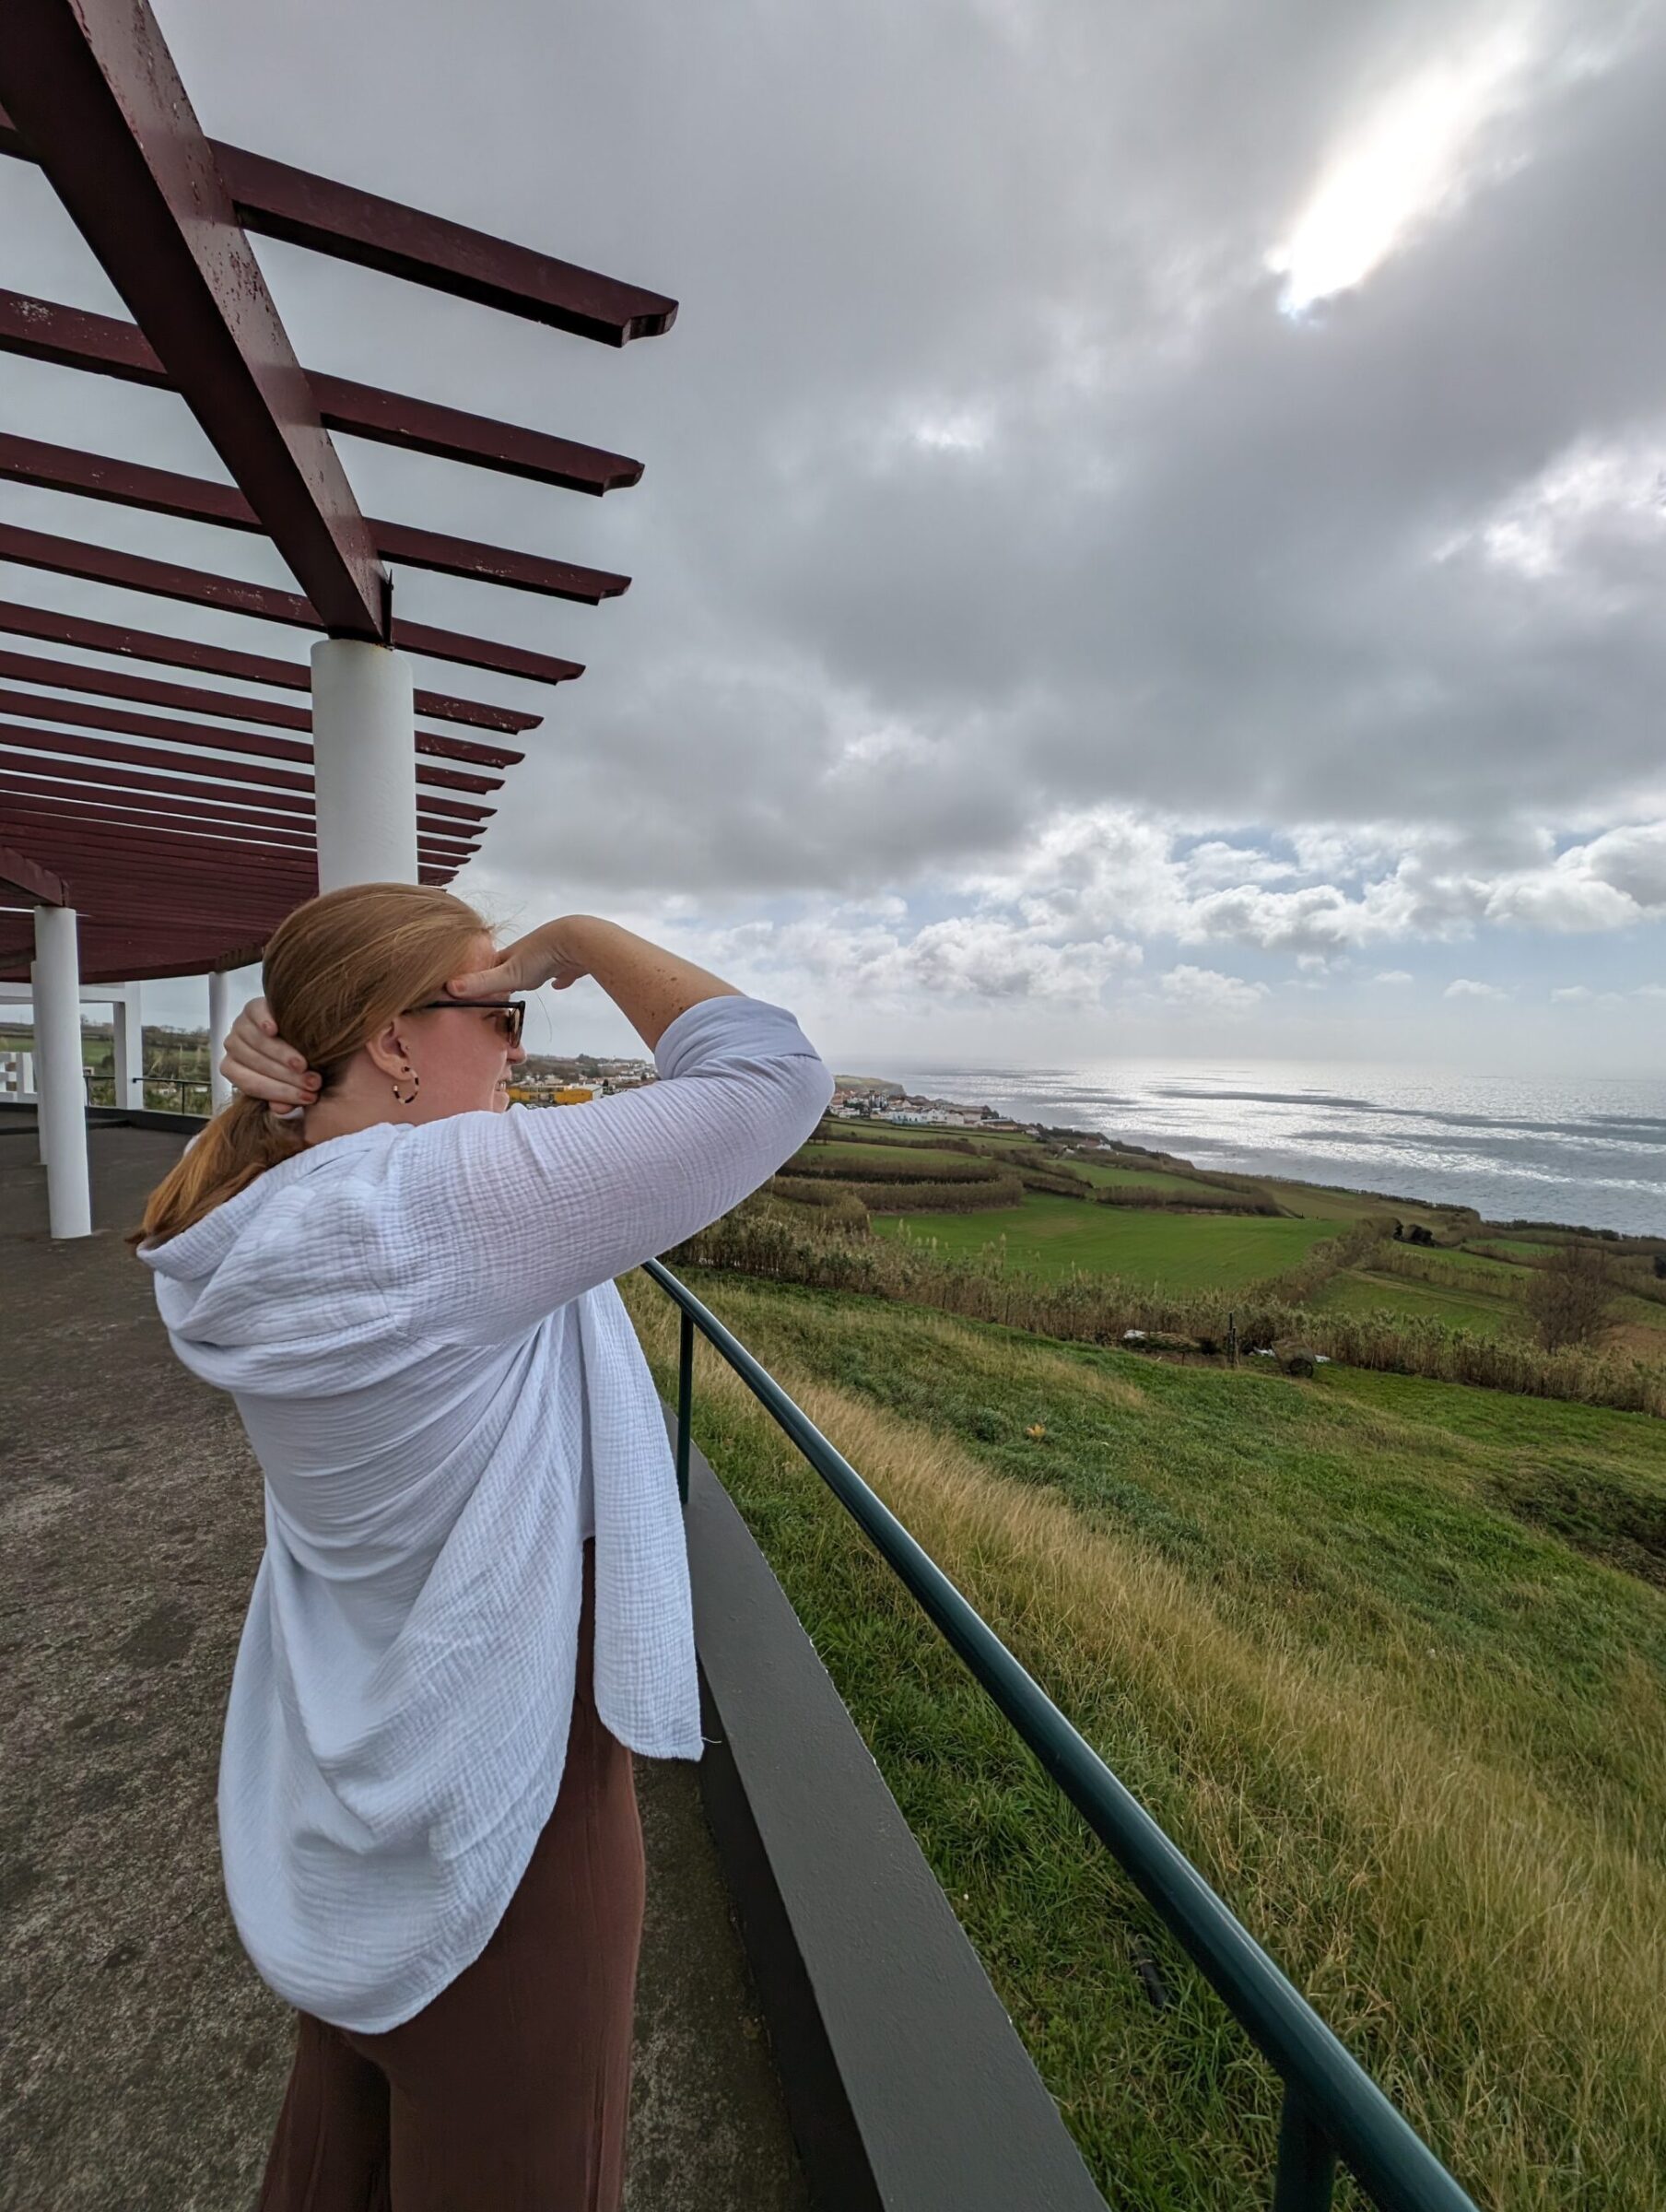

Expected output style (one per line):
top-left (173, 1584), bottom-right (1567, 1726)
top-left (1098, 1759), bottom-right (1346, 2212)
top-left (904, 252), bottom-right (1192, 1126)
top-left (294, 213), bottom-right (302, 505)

top-left (0, 288), bottom-right (642, 497)
top-left (0, 838), bottom-right (66, 903)
top-left (0, 433), bottom-right (630, 604)
top-left (0, 524), bottom-right (584, 688)
top-left (0, 597), bottom-right (539, 738)
top-left (0, 3), bottom-right (387, 637)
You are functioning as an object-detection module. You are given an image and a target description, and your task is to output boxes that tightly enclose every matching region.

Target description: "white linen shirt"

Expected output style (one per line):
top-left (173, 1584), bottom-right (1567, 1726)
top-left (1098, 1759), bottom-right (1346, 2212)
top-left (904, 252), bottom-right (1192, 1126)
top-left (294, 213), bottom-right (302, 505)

top-left (140, 994), bottom-right (831, 2032)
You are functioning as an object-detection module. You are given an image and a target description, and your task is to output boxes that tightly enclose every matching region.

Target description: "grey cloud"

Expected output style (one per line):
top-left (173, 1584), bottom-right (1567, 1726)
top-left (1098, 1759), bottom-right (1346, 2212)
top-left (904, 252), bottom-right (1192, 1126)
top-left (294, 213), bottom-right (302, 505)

top-left (4, 0), bottom-right (1663, 962)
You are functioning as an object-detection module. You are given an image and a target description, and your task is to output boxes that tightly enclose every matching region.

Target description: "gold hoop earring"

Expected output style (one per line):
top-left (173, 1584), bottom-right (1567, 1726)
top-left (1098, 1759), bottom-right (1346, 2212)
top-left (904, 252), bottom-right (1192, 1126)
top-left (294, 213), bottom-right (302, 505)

top-left (392, 1069), bottom-right (420, 1105)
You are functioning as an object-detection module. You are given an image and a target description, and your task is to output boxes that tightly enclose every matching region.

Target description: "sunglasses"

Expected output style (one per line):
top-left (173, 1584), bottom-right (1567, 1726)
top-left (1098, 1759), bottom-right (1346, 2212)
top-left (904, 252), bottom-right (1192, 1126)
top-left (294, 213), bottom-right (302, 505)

top-left (406, 998), bottom-right (526, 1046)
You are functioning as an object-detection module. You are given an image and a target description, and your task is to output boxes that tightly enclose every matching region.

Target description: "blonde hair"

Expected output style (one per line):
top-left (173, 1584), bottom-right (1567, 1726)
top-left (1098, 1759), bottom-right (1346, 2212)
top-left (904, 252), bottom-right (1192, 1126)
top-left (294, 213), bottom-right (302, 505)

top-left (137, 882), bottom-right (487, 1245)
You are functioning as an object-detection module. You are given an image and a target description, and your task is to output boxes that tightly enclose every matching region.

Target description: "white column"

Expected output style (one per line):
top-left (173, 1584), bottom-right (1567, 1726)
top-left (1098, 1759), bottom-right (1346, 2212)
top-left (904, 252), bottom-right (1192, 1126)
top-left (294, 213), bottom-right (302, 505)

top-left (112, 984), bottom-right (145, 1106)
top-left (29, 967), bottom-right (48, 1166)
top-left (207, 969), bottom-right (235, 1112)
top-left (32, 907), bottom-right (92, 1238)
top-left (310, 639), bottom-right (417, 890)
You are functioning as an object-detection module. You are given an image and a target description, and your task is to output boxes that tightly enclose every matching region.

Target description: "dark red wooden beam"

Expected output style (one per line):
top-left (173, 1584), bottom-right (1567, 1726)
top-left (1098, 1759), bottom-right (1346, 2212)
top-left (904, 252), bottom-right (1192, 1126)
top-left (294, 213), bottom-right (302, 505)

top-left (0, 109), bottom-right (676, 346)
top-left (0, 823), bottom-right (317, 888)
top-left (0, 724), bottom-right (311, 794)
top-left (1, 792), bottom-right (316, 850)
top-left (1, 760), bottom-right (311, 818)
top-left (0, 718), bottom-right (502, 801)
top-left (0, 599), bottom-right (540, 737)
top-left (0, 434), bottom-right (630, 605)
top-left (0, 4), bottom-right (388, 639)
top-left (0, 688), bottom-right (506, 794)
top-left (215, 143), bottom-right (675, 346)
top-left (0, 289), bottom-right (642, 495)
top-left (0, 525), bottom-right (585, 688)
top-left (0, 839), bottom-right (66, 903)
top-left (0, 763), bottom-right (487, 840)
top-left (0, 926), bottom-right (290, 982)
top-left (0, 648), bottom-right (523, 774)
top-left (0, 686), bottom-right (310, 765)
top-left (0, 800), bottom-right (475, 875)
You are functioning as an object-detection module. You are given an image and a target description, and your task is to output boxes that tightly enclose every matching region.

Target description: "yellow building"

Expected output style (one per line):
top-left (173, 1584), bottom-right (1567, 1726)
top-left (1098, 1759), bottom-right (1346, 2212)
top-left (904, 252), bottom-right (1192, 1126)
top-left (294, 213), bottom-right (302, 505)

top-left (505, 1084), bottom-right (594, 1106)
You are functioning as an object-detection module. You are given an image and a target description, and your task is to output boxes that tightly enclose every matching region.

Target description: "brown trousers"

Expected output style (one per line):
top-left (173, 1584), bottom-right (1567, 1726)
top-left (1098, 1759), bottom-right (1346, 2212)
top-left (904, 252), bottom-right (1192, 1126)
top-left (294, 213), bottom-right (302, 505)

top-left (257, 1542), bottom-right (645, 2212)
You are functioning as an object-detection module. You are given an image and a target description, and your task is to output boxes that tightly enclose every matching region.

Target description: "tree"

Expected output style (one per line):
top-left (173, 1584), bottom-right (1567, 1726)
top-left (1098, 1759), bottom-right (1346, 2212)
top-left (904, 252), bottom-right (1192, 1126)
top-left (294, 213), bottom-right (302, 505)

top-left (1524, 1242), bottom-right (1615, 1352)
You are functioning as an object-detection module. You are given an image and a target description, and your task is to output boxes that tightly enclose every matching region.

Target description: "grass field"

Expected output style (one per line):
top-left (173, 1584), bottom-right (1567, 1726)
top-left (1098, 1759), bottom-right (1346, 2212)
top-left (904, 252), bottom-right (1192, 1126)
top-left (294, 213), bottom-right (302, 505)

top-left (1257, 1178), bottom-right (1456, 1230)
top-left (875, 1195), bottom-right (1339, 1291)
top-left (1064, 1159), bottom-right (1214, 1197)
top-left (789, 1137), bottom-right (989, 1175)
top-left (811, 1121), bottom-right (1038, 1149)
top-left (1311, 1269), bottom-right (1526, 1339)
top-left (624, 1267), bottom-right (1666, 2209)
top-left (1309, 1260), bottom-right (1666, 1359)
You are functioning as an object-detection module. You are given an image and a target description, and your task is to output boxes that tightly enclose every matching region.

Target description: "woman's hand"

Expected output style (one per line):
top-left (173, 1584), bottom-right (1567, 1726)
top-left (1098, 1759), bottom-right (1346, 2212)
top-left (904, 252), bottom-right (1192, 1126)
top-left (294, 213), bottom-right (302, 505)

top-left (445, 916), bottom-right (604, 998)
top-left (221, 996), bottom-right (321, 1112)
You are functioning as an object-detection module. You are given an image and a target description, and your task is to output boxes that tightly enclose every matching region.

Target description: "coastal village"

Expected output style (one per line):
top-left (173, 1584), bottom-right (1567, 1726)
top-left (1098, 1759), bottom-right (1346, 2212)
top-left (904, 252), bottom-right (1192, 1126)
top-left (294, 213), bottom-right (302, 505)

top-left (511, 1057), bottom-right (1050, 1139)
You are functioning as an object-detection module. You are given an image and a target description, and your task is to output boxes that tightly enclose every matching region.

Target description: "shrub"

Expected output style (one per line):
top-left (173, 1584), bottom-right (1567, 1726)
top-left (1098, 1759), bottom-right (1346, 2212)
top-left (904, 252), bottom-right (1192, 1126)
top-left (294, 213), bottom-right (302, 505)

top-left (837, 1173), bottom-right (1027, 1215)
top-left (787, 1151), bottom-right (1003, 1185)
top-left (1092, 1183), bottom-right (1280, 1217)
top-left (664, 1201), bottom-right (1666, 1419)
top-left (1524, 1241), bottom-right (1617, 1352)
top-left (1017, 1168), bottom-right (1096, 1199)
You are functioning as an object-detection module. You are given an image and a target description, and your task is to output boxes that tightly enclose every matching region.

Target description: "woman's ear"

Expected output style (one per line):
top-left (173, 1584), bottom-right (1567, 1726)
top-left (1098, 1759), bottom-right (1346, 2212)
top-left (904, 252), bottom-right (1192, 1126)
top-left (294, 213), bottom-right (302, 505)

top-left (363, 1020), bottom-right (414, 1081)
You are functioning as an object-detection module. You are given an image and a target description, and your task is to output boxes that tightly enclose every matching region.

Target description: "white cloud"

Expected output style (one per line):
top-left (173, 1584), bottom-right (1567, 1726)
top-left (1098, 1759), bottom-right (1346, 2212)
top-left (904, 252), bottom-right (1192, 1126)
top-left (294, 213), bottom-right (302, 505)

top-left (698, 908), bottom-right (1141, 1013)
top-left (1441, 431), bottom-right (1666, 587)
top-left (1551, 984), bottom-right (1592, 1001)
top-left (1374, 969), bottom-right (1414, 983)
top-left (1158, 965), bottom-right (1271, 1017)
top-left (1445, 978), bottom-right (1510, 999)
top-left (1268, 21), bottom-right (1542, 313)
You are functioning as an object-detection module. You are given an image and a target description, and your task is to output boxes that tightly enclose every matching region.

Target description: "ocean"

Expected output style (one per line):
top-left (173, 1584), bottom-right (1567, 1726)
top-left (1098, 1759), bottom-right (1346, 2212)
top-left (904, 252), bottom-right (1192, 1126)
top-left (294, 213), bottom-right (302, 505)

top-left (880, 1060), bottom-right (1666, 1238)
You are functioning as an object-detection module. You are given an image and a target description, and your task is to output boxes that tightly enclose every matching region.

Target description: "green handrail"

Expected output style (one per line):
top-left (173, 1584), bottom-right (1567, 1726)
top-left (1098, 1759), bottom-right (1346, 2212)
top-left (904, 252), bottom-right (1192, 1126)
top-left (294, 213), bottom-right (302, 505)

top-left (645, 1256), bottom-right (1480, 2212)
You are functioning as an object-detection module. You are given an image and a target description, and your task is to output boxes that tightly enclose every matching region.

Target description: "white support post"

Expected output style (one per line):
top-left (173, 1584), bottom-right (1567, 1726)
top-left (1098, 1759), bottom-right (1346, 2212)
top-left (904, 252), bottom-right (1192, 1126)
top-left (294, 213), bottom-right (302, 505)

top-left (32, 906), bottom-right (92, 1238)
top-left (207, 969), bottom-right (235, 1112)
top-left (310, 640), bottom-right (418, 890)
top-left (111, 985), bottom-right (146, 1108)
top-left (29, 966), bottom-right (48, 1167)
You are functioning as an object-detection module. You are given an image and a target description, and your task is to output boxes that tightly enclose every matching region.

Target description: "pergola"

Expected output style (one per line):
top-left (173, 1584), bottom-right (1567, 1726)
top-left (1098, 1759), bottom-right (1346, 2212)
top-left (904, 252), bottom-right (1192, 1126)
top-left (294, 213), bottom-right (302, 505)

top-left (0, 0), bottom-right (674, 1235)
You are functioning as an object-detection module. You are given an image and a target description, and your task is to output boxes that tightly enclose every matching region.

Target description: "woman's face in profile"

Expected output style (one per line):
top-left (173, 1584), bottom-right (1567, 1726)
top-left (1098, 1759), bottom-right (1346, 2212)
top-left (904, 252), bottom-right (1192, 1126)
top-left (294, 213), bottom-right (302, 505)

top-left (402, 932), bottom-right (529, 1118)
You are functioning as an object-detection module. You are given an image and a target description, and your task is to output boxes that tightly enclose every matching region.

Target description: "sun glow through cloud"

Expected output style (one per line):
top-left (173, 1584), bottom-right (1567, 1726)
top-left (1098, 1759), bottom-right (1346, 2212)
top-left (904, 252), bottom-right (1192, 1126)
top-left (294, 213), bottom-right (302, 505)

top-left (1269, 25), bottom-right (1537, 315)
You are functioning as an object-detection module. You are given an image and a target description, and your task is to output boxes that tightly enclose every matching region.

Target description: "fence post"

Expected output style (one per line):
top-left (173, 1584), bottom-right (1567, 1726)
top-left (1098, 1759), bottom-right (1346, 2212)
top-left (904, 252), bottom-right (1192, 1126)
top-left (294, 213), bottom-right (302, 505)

top-left (1271, 2089), bottom-right (1336, 2212)
top-left (675, 1308), bottom-right (694, 1506)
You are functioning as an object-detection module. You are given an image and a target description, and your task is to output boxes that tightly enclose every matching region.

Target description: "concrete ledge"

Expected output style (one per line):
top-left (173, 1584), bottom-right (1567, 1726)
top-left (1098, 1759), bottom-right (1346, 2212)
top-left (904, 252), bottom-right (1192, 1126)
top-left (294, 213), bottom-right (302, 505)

top-left (680, 1427), bottom-right (1108, 2212)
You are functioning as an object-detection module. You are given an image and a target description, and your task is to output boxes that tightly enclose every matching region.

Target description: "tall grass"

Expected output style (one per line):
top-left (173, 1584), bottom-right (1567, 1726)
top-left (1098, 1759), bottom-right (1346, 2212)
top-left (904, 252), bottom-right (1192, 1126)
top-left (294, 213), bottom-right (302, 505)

top-left (670, 1201), bottom-right (1666, 1416)
top-left (626, 1275), bottom-right (1666, 2207)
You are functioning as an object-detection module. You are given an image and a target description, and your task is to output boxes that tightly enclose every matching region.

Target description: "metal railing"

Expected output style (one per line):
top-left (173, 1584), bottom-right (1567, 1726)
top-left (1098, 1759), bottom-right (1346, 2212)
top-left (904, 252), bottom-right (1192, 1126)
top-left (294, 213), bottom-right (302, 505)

top-left (647, 1257), bottom-right (1480, 2212)
top-left (82, 1071), bottom-right (212, 1114)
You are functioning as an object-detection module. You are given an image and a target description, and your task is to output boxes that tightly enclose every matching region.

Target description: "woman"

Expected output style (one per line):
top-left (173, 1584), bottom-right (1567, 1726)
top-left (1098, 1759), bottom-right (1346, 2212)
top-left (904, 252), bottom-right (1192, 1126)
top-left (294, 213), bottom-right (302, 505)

top-left (137, 883), bottom-right (831, 2210)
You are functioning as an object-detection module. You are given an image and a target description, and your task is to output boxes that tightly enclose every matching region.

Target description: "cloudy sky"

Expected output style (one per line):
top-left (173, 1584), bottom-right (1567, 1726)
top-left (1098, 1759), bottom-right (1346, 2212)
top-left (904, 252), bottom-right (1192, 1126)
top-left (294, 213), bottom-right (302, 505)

top-left (5, 0), bottom-right (1665, 1076)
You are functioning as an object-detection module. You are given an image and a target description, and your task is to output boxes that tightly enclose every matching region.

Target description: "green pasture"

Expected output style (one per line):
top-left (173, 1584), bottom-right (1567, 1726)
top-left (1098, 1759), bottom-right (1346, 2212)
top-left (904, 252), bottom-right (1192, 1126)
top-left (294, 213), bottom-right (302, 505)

top-left (1256, 1178), bottom-right (1454, 1230)
top-left (1064, 1159), bottom-right (1213, 1197)
top-left (626, 1269), bottom-right (1666, 2208)
top-left (812, 1119), bottom-right (1037, 1150)
top-left (874, 1194), bottom-right (1337, 1291)
top-left (1310, 1268), bottom-right (1525, 1340)
top-left (790, 1137), bottom-right (990, 1175)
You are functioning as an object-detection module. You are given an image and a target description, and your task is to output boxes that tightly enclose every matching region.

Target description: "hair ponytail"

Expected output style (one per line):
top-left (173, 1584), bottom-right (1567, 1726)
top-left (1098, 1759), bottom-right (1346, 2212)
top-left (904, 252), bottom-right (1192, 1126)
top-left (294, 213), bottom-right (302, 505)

top-left (136, 881), bottom-right (487, 1247)
top-left (136, 1093), bottom-right (308, 1244)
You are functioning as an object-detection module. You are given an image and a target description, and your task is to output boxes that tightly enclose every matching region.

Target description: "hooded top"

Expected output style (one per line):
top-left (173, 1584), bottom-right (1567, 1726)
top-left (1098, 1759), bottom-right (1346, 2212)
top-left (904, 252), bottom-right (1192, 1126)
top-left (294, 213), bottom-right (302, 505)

top-left (140, 994), bottom-right (830, 2032)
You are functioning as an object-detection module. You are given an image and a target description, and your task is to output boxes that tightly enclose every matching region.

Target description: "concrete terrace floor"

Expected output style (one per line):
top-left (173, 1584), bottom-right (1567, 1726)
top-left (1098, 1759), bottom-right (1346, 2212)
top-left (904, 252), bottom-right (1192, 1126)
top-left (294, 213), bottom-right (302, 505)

top-left (0, 1116), bottom-right (808, 2212)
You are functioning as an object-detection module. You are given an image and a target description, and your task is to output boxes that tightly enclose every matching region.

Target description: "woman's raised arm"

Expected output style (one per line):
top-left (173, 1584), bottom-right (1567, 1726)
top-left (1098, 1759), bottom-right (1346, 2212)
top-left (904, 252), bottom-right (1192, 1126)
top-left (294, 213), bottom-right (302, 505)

top-left (222, 915), bottom-right (745, 1108)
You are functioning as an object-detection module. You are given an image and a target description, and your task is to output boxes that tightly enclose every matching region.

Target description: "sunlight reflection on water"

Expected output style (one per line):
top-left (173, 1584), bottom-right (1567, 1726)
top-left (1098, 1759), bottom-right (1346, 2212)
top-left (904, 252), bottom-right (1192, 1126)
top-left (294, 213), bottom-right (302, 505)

top-left (880, 1060), bottom-right (1666, 1234)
